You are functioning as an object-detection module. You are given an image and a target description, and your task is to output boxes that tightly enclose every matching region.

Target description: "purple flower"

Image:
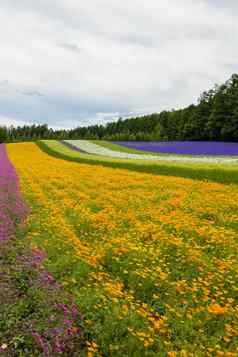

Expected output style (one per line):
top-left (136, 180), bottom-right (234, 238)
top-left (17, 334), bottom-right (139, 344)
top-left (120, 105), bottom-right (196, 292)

top-left (32, 332), bottom-right (50, 357)
top-left (0, 144), bottom-right (28, 243)
top-left (114, 141), bottom-right (238, 156)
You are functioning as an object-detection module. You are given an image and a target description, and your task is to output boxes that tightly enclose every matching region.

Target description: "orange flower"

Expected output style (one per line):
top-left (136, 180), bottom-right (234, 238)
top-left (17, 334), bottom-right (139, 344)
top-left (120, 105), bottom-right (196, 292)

top-left (168, 352), bottom-right (177, 357)
top-left (207, 304), bottom-right (227, 315)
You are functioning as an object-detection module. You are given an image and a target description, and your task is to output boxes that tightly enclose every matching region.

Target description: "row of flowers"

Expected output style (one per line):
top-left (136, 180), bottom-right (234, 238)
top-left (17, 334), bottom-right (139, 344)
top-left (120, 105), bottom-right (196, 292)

top-left (113, 141), bottom-right (238, 156)
top-left (63, 140), bottom-right (238, 164)
top-left (0, 144), bottom-right (84, 356)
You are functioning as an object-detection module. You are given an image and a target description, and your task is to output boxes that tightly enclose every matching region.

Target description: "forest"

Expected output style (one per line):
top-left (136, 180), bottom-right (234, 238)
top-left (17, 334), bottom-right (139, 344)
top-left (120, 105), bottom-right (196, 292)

top-left (1, 73), bottom-right (238, 142)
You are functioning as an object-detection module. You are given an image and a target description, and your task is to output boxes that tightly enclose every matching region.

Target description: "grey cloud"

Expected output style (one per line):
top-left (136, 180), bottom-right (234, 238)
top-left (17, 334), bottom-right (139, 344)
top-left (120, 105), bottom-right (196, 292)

top-left (17, 90), bottom-right (45, 97)
top-left (0, 80), bottom-right (44, 98)
top-left (59, 43), bottom-right (81, 53)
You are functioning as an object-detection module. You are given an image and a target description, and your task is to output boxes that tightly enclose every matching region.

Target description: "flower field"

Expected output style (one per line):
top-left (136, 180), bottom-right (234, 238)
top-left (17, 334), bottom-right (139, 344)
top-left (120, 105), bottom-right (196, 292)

top-left (0, 145), bottom-right (84, 355)
top-left (39, 140), bottom-right (238, 185)
top-left (114, 141), bottom-right (238, 156)
top-left (6, 142), bottom-right (238, 356)
top-left (63, 140), bottom-right (159, 160)
top-left (63, 140), bottom-right (238, 164)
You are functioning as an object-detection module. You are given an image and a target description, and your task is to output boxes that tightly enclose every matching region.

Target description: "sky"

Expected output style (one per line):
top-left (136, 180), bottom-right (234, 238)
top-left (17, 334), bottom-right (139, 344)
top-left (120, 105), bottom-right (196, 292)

top-left (0, 0), bottom-right (237, 129)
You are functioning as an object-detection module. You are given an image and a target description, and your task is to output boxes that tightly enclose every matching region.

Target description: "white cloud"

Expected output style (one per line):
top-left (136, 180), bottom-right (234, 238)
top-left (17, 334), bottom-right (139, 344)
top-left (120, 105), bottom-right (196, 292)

top-left (0, 115), bottom-right (32, 127)
top-left (0, 0), bottom-right (237, 127)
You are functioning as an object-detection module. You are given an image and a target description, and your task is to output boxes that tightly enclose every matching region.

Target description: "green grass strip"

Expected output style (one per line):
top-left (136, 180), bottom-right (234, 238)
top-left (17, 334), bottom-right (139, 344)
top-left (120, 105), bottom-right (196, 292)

top-left (36, 140), bottom-right (238, 185)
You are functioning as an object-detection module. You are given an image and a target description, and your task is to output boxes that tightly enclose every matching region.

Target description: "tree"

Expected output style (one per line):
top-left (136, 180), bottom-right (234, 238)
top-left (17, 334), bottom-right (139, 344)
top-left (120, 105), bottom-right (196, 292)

top-left (0, 127), bottom-right (7, 143)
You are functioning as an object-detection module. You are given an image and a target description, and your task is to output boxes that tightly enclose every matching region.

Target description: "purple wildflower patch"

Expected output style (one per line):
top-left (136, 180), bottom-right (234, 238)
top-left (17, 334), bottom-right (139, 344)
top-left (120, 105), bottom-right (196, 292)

top-left (114, 141), bottom-right (238, 156)
top-left (0, 144), bottom-right (28, 242)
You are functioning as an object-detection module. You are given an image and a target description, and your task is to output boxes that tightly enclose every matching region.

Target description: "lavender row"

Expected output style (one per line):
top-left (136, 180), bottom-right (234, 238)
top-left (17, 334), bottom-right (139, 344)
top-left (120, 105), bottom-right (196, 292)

top-left (0, 144), bottom-right (28, 242)
top-left (114, 141), bottom-right (238, 156)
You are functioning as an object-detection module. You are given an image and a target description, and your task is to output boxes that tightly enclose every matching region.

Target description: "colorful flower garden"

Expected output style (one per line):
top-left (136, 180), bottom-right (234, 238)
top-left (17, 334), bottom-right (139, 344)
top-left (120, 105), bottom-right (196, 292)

top-left (1, 140), bottom-right (238, 356)
top-left (63, 140), bottom-right (238, 164)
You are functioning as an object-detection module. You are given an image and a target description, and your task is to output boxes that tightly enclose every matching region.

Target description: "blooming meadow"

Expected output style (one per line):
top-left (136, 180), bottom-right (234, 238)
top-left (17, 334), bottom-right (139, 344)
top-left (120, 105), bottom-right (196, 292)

top-left (40, 140), bottom-right (238, 185)
top-left (6, 142), bottom-right (238, 356)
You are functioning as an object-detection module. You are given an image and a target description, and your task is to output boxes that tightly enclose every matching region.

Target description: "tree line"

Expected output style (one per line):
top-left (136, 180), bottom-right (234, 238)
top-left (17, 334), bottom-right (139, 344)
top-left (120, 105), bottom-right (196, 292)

top-left (1, 73), bottom-right (238, 143)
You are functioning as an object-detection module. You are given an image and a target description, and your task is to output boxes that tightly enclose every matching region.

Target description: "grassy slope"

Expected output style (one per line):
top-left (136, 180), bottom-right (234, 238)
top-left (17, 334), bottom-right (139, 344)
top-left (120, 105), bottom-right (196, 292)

top-left (37, 140), bottom-right (238, 185)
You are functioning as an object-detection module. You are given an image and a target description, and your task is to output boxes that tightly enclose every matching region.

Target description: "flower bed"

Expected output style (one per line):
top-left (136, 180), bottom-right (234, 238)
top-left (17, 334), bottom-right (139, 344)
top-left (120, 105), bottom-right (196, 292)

top-left (0, 144), bottom-right (28, 242)
top-left (0, 144), bottom-right (84, 356)
top-left (63, 139), bottom-right (158, 160)
top-left (64, 140), bottom-right (238, 164)
top-left (114, 141), bottom-right (238, 156)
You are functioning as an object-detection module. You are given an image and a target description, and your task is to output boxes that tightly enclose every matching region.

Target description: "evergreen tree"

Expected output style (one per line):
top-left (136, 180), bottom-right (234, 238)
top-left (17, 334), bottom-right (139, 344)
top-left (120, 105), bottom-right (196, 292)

top-left (0, 127), bottom-right (7, 143)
